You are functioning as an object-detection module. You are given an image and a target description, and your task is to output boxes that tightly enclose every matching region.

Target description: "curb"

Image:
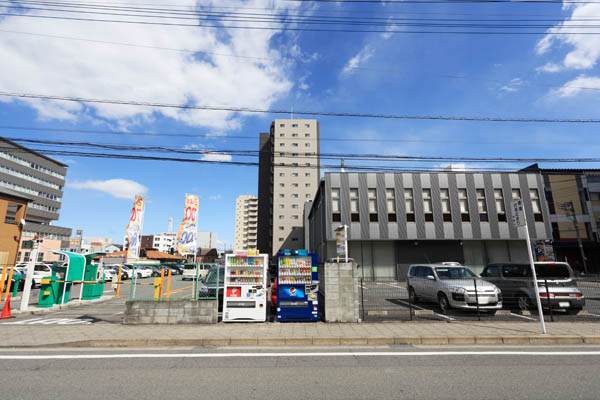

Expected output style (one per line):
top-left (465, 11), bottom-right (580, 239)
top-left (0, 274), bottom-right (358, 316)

top-left (2, 335), bottom-right (599, 348)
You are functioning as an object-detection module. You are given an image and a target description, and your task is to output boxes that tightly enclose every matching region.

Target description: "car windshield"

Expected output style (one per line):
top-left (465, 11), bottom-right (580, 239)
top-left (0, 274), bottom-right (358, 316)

top-left (435, 267), bottom-right (477, 279)
top-left (204, 268), bottom-right (224, 284)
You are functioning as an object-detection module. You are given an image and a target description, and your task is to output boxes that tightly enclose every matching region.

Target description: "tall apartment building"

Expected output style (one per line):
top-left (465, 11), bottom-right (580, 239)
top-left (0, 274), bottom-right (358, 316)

top-left (524, 164), bottom-right (600, 273)
top-left (234, 195), bottom-right (258, 250)
top-left (258, 119), bottom-right (320, 257)
top-left (0, 138), bottom-right (72, 258)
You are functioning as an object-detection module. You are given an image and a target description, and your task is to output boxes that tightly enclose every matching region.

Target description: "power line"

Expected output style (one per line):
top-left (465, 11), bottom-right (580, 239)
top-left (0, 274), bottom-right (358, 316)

top-left (3, 29), bottom-right (600, 92)
top-left (2, 11), bottom-right (599, 34)
top-left (0, 125), bottom-right (591, 146)
top-left (2, 91), bottom-right (600, 124)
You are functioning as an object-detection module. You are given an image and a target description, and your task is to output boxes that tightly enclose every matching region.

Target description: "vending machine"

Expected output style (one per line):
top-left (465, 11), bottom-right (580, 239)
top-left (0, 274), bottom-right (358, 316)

top-left (276, 250), bottom-right (319, 322)
top-left (223, 251), bottom-right (268, 322)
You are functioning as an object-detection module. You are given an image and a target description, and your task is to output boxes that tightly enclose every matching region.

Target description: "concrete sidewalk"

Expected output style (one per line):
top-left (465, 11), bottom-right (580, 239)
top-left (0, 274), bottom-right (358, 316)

top-left (0, 321), bottom-right (599, 347)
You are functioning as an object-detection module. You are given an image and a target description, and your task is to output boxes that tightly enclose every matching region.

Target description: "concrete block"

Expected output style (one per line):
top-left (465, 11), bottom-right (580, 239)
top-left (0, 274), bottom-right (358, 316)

top-left (312, 337), bottom-right (340, 345)
top-left (448, 337), bottom-right (476, 345)
top-left (367, 337), bottom-right (394, 345)
top-left (414, 310), bottom-right (434, 316)
top-left (394, 337), bottom-right (422, 345)
top-left (551, 336), bottom-right (583, 345)
top-left (285, 338), bottom-right (313, 345)
top-left (203, 338), bottom-right (230, 346)
top-left (340, 337), bottom-right (368, 345)
top-left (258, 338), bottom-right (286, 346)
top-left (230, 338), bottom-right (258, 345)
top-left (502, 336), bottom-right (530, 345)
top-left (583, 336), bottom-right (600, 344)
top-left (475, 336), bottom-right (503, 345)
top-left (529, 336), bottom-right (558, 345)
top-left (421, 337), bottom-right (449, 345)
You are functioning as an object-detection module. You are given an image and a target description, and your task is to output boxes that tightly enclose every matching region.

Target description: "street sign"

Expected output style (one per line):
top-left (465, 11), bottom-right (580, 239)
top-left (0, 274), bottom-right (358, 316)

top-left (512, 199), bottom-right (525, 227)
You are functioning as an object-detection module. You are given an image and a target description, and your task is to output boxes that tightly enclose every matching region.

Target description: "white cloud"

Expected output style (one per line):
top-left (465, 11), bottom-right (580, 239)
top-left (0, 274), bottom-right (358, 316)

top-left (68, 178), bottom-right (147, 199)
top-left (208, 194), bottom-right (222, 200)
top-left (536, 63), bottom-right (562, 73)
top-left (0, 0), bottom-right (298, 129)
top-left (341, 45), bottom-right (375, 76)
top-left (536, 4), bottom-right (600, 70)
top-left (500, 78), bottom-right (524, 93)
top-left (551, 75), bottom-right (600, 98)
top-left (201, 153), bottom-right (232, 162)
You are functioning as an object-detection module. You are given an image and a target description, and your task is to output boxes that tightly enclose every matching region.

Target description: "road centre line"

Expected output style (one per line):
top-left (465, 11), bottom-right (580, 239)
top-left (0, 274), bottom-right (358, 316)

top-left (2, 351), bottom-right (600, 360)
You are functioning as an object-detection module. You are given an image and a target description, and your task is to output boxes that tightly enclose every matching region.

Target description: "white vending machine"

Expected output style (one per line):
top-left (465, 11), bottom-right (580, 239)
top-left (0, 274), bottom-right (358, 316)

top-left (223, 251), bottom-right (268, 322)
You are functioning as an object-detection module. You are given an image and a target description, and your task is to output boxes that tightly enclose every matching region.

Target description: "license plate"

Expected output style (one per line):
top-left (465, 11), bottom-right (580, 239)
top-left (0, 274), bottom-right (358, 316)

top-left (559, 302), bottom-right (570, 308)
top-left (477, 297), bottom-right (490, 305)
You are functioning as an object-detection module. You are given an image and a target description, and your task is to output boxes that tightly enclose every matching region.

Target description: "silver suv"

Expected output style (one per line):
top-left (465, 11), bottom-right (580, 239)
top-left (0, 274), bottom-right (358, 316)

top-left (407, 263), bottom-right (503, 314)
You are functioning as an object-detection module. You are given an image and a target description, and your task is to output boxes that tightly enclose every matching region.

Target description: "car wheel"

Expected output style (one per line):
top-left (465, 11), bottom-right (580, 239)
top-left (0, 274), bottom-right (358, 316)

top-left (31, 281), bottom-right (36, 289)
top-left (408, 287), bottom-right (418, 303)
top-left (566, 307), bottom-right (583, 315)
top-left (438, 293), bottom-right (450, 314)
top-left (487, 310), bottom-right (497, 316)
top-left (517, 294), bottom-right (531, 311)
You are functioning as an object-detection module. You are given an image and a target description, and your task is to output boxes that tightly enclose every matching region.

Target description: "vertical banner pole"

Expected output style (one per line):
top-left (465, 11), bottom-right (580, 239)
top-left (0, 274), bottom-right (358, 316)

top-left (524, 221), bottom-right (547, 334)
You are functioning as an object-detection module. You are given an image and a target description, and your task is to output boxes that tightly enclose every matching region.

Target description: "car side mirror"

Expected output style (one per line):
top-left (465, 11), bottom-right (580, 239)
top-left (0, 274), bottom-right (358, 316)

top-left (426, 275), bottom-right (435, 280)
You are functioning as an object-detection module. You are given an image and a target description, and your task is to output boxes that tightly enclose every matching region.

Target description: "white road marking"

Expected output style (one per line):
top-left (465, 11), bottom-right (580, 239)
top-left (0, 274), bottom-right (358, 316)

top-left (394, 299), bottom-right (456, 321)
top-left (586, 312), bottom-right (600, 317)
top-left (1, 351), bottom-right (600, 360)
top-left (0, 318), bottom-right (93, 325)
top-left (510, 312), bottom-right (537, 321)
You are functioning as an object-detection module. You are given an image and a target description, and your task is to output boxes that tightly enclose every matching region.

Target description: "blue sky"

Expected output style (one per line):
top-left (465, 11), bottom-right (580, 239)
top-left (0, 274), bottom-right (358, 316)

top-left (0, 0), bottom-right (599, 247)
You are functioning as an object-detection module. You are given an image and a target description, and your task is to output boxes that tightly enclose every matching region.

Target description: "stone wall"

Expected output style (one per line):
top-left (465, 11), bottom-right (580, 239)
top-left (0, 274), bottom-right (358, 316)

top-left (124, 299), bottom-right (218, 324)
top-left (319, 261), bottom-right (360, 322)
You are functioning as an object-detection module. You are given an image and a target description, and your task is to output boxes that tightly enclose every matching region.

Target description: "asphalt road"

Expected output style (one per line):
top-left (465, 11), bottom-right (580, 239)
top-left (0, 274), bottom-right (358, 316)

top-left (1, 346), bottom-right (599, 400)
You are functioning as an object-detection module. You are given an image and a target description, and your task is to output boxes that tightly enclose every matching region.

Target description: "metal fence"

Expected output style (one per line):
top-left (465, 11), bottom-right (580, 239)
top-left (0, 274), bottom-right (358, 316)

top-left (114, 263), bottom-right (220, 302)
top-left (359, 277), bottom-right (600, 322)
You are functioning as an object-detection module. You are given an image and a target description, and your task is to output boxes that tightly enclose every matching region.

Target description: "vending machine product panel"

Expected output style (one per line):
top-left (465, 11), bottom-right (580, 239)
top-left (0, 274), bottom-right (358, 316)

top-left (223, 252), bottom-right (268, 322)
top-left (276, 251), bottom-right (319, 322)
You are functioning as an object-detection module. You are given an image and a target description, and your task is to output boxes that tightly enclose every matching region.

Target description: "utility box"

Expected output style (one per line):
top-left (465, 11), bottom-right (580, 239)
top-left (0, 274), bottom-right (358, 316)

top-left (38, 274), bottom-right (72, 307)
top-left (81, 253), bottom-right (106, 300)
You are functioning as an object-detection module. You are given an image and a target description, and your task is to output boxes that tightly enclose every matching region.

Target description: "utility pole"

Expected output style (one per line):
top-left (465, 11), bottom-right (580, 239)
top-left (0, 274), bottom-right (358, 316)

top-left (559, 201), bottom-right (588, 274)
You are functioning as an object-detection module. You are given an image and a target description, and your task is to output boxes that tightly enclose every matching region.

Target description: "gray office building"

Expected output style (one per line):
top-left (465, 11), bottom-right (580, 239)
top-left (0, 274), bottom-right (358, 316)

top-left (0, 137), bottom-right (72, 240)
top-left (308, 171), bottom-right (552, 279)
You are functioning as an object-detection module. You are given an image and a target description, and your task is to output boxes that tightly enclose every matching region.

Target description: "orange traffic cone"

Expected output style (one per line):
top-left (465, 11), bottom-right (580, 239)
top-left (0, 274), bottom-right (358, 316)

top-left (0, 294), bottom-right (14, 319)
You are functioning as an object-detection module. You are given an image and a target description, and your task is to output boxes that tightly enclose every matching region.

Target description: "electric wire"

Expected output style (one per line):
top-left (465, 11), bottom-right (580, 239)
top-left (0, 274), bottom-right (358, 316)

top-left (2, 91), bottom-right (600, 124)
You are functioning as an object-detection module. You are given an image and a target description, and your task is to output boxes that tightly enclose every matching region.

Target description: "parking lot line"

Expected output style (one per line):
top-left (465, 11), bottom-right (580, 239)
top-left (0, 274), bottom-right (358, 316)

top-left (394, 299), bottom-right (455, 321)
top-left (510, 312), bottom-right (537, 321)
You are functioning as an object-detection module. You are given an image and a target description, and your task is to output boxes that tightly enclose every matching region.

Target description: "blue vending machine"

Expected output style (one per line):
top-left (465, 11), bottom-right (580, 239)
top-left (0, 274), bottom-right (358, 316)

top-left (276, 249), bottom-right (319, 322)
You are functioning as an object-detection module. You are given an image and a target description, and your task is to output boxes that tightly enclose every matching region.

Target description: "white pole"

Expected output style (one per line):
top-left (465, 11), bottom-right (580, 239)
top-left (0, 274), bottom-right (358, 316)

top-left (524, 222), bottom-right (546, 334)
top-left (344, 225), bottom-right (348, 263)
top-left (19, 240), bottom-right (39, 312)
top-left (78, 259), bottom-right (85, 303)
top-left (60, 256), bottom-right (71, 306)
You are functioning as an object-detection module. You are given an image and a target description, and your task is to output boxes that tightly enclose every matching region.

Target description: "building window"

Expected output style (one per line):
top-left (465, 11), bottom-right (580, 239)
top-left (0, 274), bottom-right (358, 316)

top-left (440, 189), bottom-right (451, 222)
top-left (279, 226), bottom-right (284, 230)
top-left (591, 192), bottom-right (600, 201)
top-left (512, 189), bottom-right (521, 200)
top-left (292, 124), bottom-right (298, 127)
top-left (279, 194), bottom-right (284, 198)
top-left (368, 189), bottom-right (378, 222)
top-left (305, 143), bottom-right (310, 147)
top-left (292, 215), bottom-right (299, 220)
top-left (292, 143), bottom-right (298, 147)
top-left (495, 189), bottom-right (507, 222)
top-left (458, 189), bottom-right (470, 222)
top-left (292, 153), bottom-right (299, 157)
top-left (305, 133), bottom-right (310, 136)
top-left (405, 188), bottom-right (415, 222)
top-left (24, 252), bottom-right (30, 261)
top-left (477, 189), bottom-right (488, 222)
top-left (4, 203), bottom-right (21, 224)
top-left (305, 163), bottom-right (310, 167)
top-left (280, 123), bottom-right (285, 127)
top-left (279, 173), bottom-right (285, 177)
top-left (386, 188), bottom-right (397, 222)
top-left (279, 215), bottom-right (284, 220)
top-left (305, 183), bottom-right (311, 188)
top-left (279, 204), bottom-right (284, 209)
top-left (306, 194), bottom-right (311, 198)
top-left (423, 189), bottom-right (433, 222)
top-left (530, 189), bottom-right (544, 222)
top-left (292, 173), bottom-right (298, 177)
top-left (292, 204), bottom-right (299, 209)
top-left (305, 124), bottom-right (310, 128)
top-left (332, 188), bottom-right (341, 222)
top-left (552, 222), bottom-right (560, 241)
top-left (350, 189), bottom-right (360, 222)
top-left (292, 133), bottom-right (298, 137)
top-left (279, 238), bottom-right (284, 242)
top-left (280, 183), bottom-right (285, 187)
top-left (279, 133), bottom-right (285, 137)
top-left (305, 173), bottom-right (310, 177)
top-left (292, 194), bottom-right (298, 198)
top-left (292, 183), bottom-right (298, 187)
top-left (37, 252), bottom-right (44, 262)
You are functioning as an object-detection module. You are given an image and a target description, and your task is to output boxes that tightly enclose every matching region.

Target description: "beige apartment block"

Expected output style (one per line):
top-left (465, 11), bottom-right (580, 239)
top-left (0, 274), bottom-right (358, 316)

top-left (234, 195), bottom-right (258, 251)
top-left (258, 119), bottom-right (320, 256)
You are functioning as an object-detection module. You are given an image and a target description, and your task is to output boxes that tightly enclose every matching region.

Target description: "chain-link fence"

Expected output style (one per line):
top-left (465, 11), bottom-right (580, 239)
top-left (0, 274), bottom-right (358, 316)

top-left (359, 276), bottom-right (600, 322)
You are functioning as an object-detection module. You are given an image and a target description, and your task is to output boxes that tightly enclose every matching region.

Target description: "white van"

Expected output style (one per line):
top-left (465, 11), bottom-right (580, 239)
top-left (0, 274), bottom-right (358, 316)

top-left (16, 263), bottom-right (52, 288)
top-left (182, 264), bottom-right (212, 281)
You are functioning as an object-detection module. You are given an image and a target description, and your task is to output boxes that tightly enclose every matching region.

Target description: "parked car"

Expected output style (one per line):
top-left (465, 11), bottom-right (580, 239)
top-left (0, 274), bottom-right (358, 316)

top-left (197, 266), bottom-right (225, 310)
top-left (15, 263), bottom-right (52, 288)
top-left (480, 262), bottom-right (585, 314)
top-left (407, 263), bottom-right (503, 315)
top-left (148, 265), bottom-right (163, 277)
top-left (182, 264), bottom-right (212, 281)
top-left (106, 265), bottom-right (129, 280)
top-left (170, 265), bottom-right (184, 275)
top-left (103, 268), bottom-right (116, 282)
top-left (130, 265), bottom-right (152, 279)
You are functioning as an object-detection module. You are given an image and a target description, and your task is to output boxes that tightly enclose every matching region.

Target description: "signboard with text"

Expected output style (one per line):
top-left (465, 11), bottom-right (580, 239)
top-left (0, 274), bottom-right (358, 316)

top-left (512, 199), bottom-right (526, 227)
top-left (176, 194), bottom-right (199, 256)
